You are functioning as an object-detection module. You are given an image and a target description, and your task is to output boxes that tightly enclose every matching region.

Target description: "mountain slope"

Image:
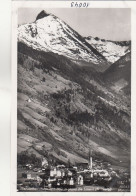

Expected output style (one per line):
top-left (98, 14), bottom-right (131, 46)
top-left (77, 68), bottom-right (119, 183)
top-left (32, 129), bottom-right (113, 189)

top-left (17, 10), bottom-right (131, 170)
top-left (103, 52), bottom-right (131, 94)
top-left (85, 36), bottom-right (131, 63)
top-left (18, 10), bottom-right (108, 71)
top-left (17, 42), bottom-right (130, 168)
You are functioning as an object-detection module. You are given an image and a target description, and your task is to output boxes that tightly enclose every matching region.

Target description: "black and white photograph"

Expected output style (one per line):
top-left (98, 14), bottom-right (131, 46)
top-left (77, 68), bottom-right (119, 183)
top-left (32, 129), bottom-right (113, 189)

top-left (16, 7), bottom-right (131, 192)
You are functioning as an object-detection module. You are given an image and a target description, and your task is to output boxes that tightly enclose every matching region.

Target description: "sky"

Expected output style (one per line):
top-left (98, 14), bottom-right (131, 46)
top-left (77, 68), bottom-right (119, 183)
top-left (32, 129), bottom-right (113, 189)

top-left (18, 8), bottom-right (131, 41)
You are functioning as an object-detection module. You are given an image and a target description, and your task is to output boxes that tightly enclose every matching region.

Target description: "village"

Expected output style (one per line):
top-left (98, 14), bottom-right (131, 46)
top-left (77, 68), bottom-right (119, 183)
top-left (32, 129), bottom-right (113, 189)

top-left (17, 154), bottom-right (130, 192)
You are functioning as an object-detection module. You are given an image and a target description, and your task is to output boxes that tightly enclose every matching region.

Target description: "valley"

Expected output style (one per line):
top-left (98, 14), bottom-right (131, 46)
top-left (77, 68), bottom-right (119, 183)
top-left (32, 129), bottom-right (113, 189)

top-left (17, 10), bottom-right (131, 192)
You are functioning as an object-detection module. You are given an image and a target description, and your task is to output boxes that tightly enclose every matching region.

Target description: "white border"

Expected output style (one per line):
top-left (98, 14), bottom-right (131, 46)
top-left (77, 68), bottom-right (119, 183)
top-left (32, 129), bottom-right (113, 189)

top-left (11, 1), bottom-right (136, 196)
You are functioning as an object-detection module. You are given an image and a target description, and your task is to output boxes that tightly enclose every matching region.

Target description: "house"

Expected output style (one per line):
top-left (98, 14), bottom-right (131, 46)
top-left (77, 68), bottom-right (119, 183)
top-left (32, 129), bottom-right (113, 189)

top-left (56, 165), bottom-right (65, 169)
top-left (36, 176), bottom-right (42, 185)
top-left (50, 167), bottom-right (57, 177)
top-left (76, 162), bottom-right (88, 170)
top-left (22, 173), bottom-right (31, 179)
top-left (27, 98), bottom-right (31, 103)
top-left (78, 175), bottom-right (84, 185)
top-left (56, 169), bottom-right (61, 177)
top-left (42, 157), bottom-right (48, 168)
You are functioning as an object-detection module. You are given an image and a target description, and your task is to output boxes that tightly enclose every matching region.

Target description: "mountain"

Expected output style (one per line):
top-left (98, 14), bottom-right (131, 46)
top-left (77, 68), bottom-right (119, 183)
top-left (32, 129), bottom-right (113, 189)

top-left (85, 36), bottom-right (131, 63)
top-left (18, 10), bottom-right (108, 72)
top-left (103, 52), bottom-right (131, 95)
top-left (17, 11), bottom-right (131, 170)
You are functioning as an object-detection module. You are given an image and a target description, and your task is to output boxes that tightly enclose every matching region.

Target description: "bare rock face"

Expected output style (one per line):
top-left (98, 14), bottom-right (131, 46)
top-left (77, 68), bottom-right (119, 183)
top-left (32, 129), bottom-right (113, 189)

top-left (36, 10), bottom-right (50, 20)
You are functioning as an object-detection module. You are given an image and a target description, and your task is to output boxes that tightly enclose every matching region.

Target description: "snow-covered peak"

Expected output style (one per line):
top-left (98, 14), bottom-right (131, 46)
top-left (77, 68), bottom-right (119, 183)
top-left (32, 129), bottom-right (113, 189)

top-left (85, 36), bottom-right (130, 63)
top-left (18, 12), bottom-right (107, 66)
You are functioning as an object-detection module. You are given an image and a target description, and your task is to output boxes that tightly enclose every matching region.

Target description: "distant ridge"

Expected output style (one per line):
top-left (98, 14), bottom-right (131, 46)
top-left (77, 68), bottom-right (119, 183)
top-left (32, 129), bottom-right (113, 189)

top-left (85, 36), bottom-right (131, 63)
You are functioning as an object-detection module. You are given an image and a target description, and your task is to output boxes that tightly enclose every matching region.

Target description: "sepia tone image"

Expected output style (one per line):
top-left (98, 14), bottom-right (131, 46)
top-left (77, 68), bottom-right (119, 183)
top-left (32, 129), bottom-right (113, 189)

top-left (17, 8), bottom-right (131, 192)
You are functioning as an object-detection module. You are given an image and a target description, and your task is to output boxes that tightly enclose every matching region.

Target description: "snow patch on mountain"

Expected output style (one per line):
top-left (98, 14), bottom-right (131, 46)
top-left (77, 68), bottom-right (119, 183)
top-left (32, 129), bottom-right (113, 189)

top-left (85, 36), bottom-right (130, 63)
top-left (18, 13), bottom-right (107, 65)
